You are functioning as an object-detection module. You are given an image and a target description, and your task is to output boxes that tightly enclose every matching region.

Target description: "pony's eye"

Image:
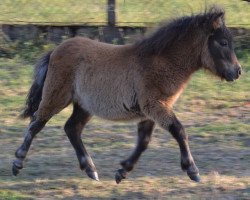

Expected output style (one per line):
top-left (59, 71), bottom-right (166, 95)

top-left (219, 40), bottom-right (228, 47)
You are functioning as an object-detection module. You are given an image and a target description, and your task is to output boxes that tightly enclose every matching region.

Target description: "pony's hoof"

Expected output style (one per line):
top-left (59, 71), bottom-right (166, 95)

top-left (86, 170), bottom-right (99, 181)
top-left (115, 169), bottom-right (127, 184)
top-left (12, 165), bottom-right (20, 176)
top-left (12, 162), bottom-right (22, 176)
top-left (12, 159), bottom-right (23, 176)
top-left (187, 172), bottom-right (201, 182)
top-left (183, 163), bottom-right (200, 182)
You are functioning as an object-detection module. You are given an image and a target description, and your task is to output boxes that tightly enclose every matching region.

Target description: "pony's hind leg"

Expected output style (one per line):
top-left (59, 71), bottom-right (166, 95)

top-left (64, 103), bottom-right (99, 181)
top-left (13, 98), bottom-right (71, 176)
top-left (13, 77), bottom-right (72, 175)
top-left (13, 118), bottom-right (47, 175)
top-left (115, 119), bottom-right (155, 184)
top-left (12, 97), bottom-right (70, 176)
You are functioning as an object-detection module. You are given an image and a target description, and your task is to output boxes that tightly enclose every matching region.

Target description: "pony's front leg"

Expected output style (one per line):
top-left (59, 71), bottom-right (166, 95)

top-left (115, 119), bottom-right (155, 184)
top-left (168, 115), bottom-right (200, 182)
top-left (144, 102), bottom-right (200, 182)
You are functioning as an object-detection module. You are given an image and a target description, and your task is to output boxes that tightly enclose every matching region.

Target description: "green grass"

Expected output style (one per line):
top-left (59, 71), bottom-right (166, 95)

top-left (0, 0), bottom-right (249, 27)
top-left (0, 43), bottom-right (249, 199)
top-left (0, 190), bottom-right (32, 200)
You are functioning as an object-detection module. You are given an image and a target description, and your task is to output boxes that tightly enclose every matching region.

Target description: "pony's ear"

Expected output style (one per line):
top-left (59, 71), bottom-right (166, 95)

top-left (205, 6), bottom-right (225, 32)
top-left (211, 12), bottom-right (224, 30)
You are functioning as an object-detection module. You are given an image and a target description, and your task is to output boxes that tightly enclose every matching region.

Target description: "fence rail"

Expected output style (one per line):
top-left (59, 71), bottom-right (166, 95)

top-left (0, 0), bottom-right (249, 50)
top-left (0, 0), bottom-right (250, 28)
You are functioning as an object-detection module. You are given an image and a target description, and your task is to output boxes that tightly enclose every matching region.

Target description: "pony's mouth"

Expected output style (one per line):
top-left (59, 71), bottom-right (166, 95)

top-left (225, 76), bottom-right (236, 82)
top-left (223, 70), bottom-right (241, 82)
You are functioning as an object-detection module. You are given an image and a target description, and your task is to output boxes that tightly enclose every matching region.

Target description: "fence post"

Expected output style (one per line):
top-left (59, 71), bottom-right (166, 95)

top-left (100, 0), bottom-right (124, 44)
top-left (108, 0), bottom-right (116, 27)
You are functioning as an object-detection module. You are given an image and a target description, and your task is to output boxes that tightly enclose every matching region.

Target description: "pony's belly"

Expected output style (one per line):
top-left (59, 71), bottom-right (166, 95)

top-left (77, 93), bottom-right (143, 121)
top-left (93, 109), bottom-right (142, 121)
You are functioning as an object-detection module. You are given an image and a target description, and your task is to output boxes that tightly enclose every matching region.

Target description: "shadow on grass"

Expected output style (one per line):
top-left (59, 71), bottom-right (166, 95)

top-left (1, 175), bottom-right (249, 200)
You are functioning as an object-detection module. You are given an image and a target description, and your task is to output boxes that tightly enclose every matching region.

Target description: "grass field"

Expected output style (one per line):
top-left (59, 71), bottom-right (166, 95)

top-left (0, 41), bottom-right (249, 199)
top-left (0, 1), bottom-right (250, 199)
top-left (0, 0), bottom-right (250, 27)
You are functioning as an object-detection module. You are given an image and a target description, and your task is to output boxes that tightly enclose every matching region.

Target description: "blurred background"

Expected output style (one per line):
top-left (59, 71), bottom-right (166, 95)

top-left (0, 0), bottom-right (249, 200)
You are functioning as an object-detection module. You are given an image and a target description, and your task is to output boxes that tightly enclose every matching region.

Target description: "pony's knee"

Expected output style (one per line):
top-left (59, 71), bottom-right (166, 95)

top-left (168, 118), bottom-right (188, 141)
top-left (64, 118), bottom-right (75, 134)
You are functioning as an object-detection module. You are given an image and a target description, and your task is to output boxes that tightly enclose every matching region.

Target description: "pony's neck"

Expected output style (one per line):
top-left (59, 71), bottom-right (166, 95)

top-left (142, 32), bottom-right (207, 94)
top-left (162, 30), bottom-right (206, 73)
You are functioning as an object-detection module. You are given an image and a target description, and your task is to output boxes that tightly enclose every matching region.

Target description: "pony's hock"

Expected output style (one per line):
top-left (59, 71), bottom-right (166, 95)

top-left (13, 6), bottom-right (241, 184)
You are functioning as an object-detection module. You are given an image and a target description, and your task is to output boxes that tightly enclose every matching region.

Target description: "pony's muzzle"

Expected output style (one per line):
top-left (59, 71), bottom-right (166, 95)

top-left (224, 67), bottom-right (241, 82)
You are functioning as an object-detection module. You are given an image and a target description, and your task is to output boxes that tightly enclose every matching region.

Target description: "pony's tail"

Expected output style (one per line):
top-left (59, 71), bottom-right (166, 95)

top-left (21, 51), bottom-right (53, 119)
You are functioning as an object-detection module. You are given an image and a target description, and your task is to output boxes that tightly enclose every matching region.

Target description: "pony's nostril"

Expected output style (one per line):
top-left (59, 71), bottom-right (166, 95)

top-left (238, 68), bottom-right (242, 75)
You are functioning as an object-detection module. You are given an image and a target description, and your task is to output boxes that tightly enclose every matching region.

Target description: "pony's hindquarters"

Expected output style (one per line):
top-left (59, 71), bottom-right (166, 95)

top-left (13, 46), bottom-right (77, 176)
top-left (21, 51), bottom-right (52, 119)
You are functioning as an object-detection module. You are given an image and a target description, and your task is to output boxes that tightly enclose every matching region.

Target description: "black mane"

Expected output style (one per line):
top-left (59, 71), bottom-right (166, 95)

top-left (135, 6), bottom-right (225, 56)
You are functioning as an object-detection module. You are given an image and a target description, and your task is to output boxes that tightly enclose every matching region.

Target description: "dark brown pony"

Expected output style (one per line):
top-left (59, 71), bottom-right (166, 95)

top-left (13, 6), bottom-right (241, 184)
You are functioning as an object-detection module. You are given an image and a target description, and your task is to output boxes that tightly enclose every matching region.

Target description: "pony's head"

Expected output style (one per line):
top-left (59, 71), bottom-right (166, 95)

top-left (201, 7), bottom-right (241, 81)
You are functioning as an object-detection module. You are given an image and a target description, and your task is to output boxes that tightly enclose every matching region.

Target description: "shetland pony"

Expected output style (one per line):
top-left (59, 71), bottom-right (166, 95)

top-left (13, 7), bottom-right (241, 183)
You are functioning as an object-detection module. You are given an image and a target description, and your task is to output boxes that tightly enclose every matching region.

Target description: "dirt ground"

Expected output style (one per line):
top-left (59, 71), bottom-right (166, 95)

top-left (0, 101), bottom-right (249, 200)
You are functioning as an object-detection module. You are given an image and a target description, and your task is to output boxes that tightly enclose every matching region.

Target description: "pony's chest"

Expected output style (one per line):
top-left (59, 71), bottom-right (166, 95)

top-left (166, 86), bottom-right (185, 107)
